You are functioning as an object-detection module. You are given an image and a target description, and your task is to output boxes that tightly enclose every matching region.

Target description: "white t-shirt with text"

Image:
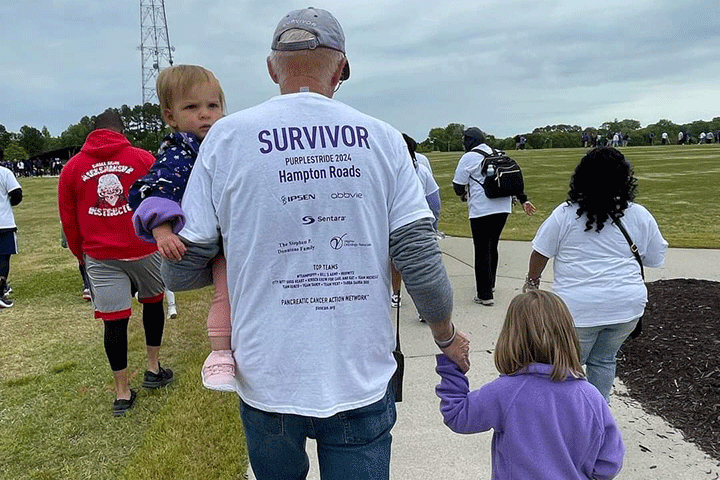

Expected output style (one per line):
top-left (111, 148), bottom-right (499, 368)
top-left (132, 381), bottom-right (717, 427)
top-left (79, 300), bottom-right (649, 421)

top-left (181, 92), bottom-right (432, 417)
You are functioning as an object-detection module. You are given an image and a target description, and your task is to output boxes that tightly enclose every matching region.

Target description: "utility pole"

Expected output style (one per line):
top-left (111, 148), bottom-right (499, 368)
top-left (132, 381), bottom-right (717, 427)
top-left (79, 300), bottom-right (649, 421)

top-left (139, 0), bottom-right (174, 105)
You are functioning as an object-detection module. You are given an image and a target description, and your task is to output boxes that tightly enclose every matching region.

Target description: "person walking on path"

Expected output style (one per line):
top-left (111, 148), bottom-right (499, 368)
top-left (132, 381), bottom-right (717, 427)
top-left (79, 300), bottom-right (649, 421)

top-left (58, 109), bottom-right (174, 416)
top-left (170, 8), bottom-right (470, 479)
top-left (0, 149), bottom-right (22, 308)
top-left (452, 127), bottom-right (535, 306)
top-left (524, 146), bottom-right (667, 402)
top-left (436, 290), bottom-right (624, 480)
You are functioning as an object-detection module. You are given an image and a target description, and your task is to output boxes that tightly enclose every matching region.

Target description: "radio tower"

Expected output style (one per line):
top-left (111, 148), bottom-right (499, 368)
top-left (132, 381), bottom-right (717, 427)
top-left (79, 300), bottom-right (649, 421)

top-left (139, 0), bottom-right (174, 104)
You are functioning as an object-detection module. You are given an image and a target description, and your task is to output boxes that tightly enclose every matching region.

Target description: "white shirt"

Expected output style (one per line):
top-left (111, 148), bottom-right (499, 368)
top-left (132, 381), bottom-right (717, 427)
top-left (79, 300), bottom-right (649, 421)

top-left (415, 163), bottom-right (439, 197)
top-left (532, 202), bottom-right (668, 327)
top-left (415, 152), bottom-right (432, 174)
top-left (181, 92), bottom-right (432, 416)
top-left (452, 144), bottom-right (512, 218)
top-left (0, 166), bottom-right (21, 229)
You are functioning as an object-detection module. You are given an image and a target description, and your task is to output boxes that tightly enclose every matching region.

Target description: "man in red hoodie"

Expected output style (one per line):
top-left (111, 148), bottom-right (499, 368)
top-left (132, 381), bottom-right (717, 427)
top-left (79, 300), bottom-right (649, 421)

top-left (59, 109), bottom-right (173, 417)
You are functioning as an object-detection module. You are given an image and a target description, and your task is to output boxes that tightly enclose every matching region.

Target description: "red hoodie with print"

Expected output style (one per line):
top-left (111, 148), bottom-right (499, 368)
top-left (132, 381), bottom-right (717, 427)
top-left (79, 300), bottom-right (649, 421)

top-left (59, 129), bottom-right (158, 261)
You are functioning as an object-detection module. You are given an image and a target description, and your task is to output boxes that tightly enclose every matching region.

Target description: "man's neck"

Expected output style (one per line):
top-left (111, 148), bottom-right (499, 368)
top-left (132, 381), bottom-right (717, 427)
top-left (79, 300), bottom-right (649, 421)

top-left (280, 77), bottom-right (334, 98)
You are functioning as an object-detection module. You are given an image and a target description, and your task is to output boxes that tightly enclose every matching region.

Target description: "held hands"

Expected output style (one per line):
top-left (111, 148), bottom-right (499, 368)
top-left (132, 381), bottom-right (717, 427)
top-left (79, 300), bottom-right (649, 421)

top-left (152, 223), bottom-right (186, 261)
top-left (522, 201), bottom-right (536, 215)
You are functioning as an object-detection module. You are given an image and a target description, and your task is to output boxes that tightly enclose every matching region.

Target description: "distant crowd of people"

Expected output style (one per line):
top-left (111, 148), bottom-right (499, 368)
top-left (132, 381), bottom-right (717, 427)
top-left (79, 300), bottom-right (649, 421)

top-left (580, 130), bottom-right (720, 147)
top-left (1, 158), bottom-right (63, 177)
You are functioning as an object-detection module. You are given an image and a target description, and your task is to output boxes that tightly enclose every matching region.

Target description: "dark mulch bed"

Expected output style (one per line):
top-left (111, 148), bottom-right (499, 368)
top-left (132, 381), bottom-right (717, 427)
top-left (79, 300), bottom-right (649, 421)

top-left (617, 278), bottom-right (720, 460)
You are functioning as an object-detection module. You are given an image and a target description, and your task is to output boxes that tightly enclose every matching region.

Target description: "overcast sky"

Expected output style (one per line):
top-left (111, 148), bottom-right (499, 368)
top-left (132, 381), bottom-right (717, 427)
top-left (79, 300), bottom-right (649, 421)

top-left (2, 0), bottom-right (719, 141)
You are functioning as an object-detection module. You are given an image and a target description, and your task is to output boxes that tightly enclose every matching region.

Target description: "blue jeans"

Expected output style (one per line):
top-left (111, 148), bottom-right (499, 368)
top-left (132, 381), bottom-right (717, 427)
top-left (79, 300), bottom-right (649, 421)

top-left (240, 385), bottom-right (396, 480)
top-left (576, 318), bottom-right (639, 402)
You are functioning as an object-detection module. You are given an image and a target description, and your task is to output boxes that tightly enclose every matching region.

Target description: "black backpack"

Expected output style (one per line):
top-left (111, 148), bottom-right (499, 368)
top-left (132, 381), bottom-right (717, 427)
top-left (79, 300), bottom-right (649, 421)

top-left (469, 148), bottom-right (525, 199)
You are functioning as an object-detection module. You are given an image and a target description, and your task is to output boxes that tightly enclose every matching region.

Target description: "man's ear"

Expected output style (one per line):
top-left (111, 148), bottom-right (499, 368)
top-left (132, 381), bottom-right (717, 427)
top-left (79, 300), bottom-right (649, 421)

top-left (267, 56), bottom-right (280, 85)
top-left (330, 57), bottom-right (346, 87)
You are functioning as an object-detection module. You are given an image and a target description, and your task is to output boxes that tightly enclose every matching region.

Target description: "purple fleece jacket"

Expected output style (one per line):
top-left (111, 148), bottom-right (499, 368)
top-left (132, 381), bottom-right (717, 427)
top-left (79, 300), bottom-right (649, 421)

top-left (436, 355), bottom-right (624, 480)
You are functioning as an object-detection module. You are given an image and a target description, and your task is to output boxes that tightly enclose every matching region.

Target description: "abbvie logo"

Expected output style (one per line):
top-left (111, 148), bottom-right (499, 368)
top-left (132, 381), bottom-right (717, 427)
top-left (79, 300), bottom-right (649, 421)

top-left (330, 192), bottom-right (363, 200)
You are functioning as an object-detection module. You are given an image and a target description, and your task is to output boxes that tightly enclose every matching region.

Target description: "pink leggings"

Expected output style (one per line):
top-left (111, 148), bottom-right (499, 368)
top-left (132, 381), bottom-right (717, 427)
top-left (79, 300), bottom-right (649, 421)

top-left (208, 255), bottom-right (232, 338)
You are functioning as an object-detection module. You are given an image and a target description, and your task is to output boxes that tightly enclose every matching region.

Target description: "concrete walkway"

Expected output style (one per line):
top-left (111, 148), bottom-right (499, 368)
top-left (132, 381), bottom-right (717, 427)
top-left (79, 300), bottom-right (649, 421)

top-left (249, 238), bottom-right (720, 479)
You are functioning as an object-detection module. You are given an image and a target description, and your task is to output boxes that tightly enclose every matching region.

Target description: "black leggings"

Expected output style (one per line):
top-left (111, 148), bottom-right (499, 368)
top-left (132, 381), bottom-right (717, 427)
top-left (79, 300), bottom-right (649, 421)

top-left (0, 254), bottom-right (9, 278)
top-left (103, 300), bottom-right (165, 371)
top-left (470, 213), bottom-right (509, 300)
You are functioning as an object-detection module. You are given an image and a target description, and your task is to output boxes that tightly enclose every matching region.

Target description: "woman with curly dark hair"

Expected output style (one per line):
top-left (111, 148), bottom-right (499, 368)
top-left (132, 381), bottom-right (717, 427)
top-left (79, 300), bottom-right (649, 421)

top-left (523, 147), bottom-right (668, 402)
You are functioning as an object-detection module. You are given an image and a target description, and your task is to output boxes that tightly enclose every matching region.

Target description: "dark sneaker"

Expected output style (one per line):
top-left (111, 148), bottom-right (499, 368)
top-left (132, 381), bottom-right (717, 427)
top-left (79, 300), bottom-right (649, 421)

top-left (112, 389), bottom-right (137, 417)
top-left (0, 295), bottom-right (13, 308)
top-left (143, 364), bottom-right (174, 388)
top-left (3, 284), bottom-right (11, 296)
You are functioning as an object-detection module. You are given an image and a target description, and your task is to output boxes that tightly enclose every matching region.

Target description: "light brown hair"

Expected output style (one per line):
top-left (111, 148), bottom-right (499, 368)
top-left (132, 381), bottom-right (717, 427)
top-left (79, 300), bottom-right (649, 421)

top-left (156, 65), bottom-right (226, 128)
top-left (494, 290), bottom-right (584, 382)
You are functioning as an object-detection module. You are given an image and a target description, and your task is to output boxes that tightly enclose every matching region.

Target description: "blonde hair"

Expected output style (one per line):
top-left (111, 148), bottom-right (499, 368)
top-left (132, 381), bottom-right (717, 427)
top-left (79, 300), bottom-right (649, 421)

top-left (156, 65), bottom-right (226, 127)
top-left (494, 290), bottom-right (584, 382)
top-left (268, 29), bottom-right (345, 85)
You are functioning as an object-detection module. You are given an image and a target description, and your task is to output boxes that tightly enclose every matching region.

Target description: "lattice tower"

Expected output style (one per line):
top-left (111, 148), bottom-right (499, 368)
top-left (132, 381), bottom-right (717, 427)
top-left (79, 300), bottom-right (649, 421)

top-left (139, 0), bottom-right (174, 104)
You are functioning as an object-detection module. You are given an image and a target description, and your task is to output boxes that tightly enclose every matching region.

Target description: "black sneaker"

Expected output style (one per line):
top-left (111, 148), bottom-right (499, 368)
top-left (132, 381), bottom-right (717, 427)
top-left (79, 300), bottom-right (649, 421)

top-left (0, 295), bottom-right (13, 308)
top-left (142, 364), bottom-right (174, 388)
top-left (112, 389), bottom-right (137, 417)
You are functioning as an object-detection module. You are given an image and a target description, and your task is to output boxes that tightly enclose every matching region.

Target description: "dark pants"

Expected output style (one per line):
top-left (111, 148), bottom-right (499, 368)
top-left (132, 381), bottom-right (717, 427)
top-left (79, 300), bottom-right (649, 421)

top-left (470, 213), bottom-right (508, 300)
top-left (240, 385), bottom-right (396, 480)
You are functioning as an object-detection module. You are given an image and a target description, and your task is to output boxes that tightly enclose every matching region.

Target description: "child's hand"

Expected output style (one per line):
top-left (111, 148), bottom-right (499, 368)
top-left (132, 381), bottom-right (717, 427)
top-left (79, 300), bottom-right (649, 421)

top-left (152, 223), bottom-right (186, 261)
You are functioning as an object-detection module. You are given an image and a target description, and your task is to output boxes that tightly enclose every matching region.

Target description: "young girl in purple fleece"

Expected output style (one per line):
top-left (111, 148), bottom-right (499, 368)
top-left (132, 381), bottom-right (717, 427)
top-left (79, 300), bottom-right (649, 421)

top-left (436, 290), bottom-right (624, 480)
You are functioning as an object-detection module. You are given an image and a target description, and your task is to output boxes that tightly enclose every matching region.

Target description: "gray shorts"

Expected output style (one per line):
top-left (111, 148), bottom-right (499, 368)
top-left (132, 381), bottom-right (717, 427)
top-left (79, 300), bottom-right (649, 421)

top-left (85, 252), bottom-right (165, 320)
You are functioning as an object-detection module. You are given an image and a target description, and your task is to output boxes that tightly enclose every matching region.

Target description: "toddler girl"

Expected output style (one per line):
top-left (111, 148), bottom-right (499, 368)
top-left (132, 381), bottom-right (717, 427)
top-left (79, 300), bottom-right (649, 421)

top-left (436, 290), bottom-right (625, 479)
top-left (130, 64), bottom-right (234, 392)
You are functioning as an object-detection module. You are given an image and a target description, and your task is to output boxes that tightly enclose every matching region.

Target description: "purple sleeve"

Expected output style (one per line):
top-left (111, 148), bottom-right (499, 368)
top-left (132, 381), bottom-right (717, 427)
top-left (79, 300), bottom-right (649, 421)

top-left (132, 196), bottom-right (186, 242)
top-left (435, 354), bottom-right (500, 434)
top-left (592, 402), bottom-right (625, 479)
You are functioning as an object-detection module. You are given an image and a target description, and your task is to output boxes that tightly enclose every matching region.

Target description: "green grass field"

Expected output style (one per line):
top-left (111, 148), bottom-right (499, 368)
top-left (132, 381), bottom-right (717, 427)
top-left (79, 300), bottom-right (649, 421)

top-left (0, 178), bottom-right (247, 479)
top-left (431, 144), bottom-right (720, 248)
top-left (0, 144), bottom-right (718, 479)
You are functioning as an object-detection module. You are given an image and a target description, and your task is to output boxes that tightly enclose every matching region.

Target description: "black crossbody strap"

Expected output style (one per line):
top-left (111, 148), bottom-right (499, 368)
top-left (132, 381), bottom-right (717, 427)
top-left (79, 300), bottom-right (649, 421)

top-left (613, 217), bottom-right (645, 280)
top-left (395, 299), bottom-right (401, 351)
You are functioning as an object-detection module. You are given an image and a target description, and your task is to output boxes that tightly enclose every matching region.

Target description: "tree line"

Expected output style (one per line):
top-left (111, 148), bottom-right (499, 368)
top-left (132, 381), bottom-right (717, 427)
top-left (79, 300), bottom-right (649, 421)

top-left (420, 118), bottom-right (720, 152)
top-left (2, 110), bottom-right (720, 163)
top-left (1, 104), bottom-right (167, 162)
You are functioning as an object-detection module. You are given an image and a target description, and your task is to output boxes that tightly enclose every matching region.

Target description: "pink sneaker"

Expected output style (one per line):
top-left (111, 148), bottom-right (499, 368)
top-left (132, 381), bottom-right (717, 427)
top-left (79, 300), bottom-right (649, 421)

top-left (201, 350), bottom-right (237, 392)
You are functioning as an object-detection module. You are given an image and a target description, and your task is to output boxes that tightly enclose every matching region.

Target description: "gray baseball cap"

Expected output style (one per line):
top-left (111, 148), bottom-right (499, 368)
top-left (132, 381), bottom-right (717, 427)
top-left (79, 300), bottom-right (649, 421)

top-left (271, 7), bottom-right (350, 81)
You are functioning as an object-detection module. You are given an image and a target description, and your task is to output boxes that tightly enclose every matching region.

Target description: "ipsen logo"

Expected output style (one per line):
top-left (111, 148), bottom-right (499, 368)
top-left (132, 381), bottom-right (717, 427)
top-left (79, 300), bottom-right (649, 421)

top-left (282, 193), bottom-right (316, 205)
top-left (330, 192), bottom-right (363, 200)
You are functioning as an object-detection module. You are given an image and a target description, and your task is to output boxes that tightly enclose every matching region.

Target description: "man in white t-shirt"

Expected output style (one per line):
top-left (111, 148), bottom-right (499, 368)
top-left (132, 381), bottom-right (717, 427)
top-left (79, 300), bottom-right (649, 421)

top-left (452, 127), bottom-right (535, 306)
top-left (0, 155), bottom-right (22, 308)
top-left (175, 8), bottom-right (469, 479)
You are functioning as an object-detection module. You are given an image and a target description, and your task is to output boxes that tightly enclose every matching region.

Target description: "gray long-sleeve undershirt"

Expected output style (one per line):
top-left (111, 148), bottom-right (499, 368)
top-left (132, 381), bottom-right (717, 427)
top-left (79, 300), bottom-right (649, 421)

top-left (163, 218), bottom-right (452, 325)
top-left (389, 217), bottom-right (453, 325)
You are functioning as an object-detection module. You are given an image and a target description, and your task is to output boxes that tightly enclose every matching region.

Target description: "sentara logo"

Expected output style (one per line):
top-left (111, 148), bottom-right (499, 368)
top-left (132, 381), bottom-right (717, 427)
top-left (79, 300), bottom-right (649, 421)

top-left (302, 215), bottom-right (347, 225)
top-left (330, 191), bottom-right (363, 200)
